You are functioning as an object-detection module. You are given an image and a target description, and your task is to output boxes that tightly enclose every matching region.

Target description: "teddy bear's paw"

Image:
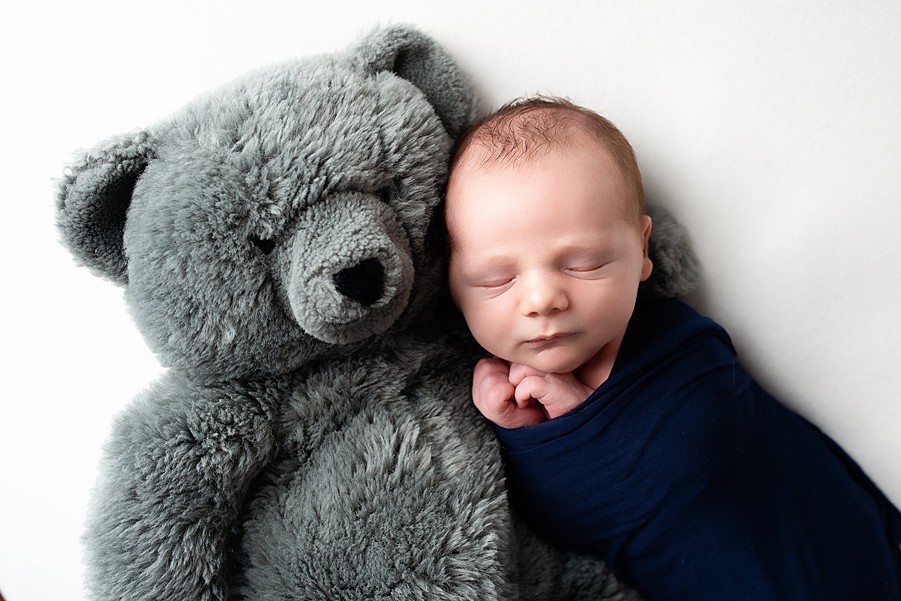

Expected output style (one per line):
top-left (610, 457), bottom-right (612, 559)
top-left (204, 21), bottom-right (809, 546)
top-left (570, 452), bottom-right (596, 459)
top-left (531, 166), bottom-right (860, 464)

top-left (642, 204), bottom-right (700, 299)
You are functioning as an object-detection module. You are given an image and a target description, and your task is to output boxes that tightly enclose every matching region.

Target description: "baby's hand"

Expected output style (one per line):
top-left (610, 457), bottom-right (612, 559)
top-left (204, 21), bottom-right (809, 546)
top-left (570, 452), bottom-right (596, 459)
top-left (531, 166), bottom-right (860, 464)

top-left (508, 363), bottom-right (593, 420)
top-left (471, 358), bottom-right (547, 429)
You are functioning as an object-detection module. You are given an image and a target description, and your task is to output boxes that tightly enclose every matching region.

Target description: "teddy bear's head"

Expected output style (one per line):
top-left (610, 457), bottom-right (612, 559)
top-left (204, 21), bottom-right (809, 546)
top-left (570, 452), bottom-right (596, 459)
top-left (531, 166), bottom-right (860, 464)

top-left (57, 27), bottom-right (476, 380)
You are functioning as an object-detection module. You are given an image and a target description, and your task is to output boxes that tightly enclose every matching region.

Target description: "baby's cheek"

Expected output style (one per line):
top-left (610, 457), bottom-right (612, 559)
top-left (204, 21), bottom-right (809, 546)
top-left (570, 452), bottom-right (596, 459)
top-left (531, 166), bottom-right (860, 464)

top-left (471, 325), bottom-right (507, 361)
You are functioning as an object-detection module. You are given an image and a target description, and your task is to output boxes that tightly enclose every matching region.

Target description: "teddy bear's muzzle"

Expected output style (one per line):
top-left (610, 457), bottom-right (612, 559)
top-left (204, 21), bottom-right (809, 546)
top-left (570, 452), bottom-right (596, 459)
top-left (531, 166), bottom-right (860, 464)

top-left (285, 193), bottom-right (414, 345)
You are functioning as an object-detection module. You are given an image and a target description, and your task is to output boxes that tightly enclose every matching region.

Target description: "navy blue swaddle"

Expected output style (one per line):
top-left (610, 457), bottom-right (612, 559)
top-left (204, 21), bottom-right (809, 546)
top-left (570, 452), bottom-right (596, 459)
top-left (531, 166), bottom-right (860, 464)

top-left (495, 297), bottom-right (901, 600)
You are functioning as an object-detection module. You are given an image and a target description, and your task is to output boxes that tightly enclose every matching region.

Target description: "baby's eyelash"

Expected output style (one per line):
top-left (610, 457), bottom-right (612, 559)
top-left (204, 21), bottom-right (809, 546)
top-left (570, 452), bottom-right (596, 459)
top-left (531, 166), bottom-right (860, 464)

top-left (562, 262), bottom-right (612, 278)
top-left (478, 277), bottom-right (514, 289)
top-left (566, 264), bottom-right (605, 273)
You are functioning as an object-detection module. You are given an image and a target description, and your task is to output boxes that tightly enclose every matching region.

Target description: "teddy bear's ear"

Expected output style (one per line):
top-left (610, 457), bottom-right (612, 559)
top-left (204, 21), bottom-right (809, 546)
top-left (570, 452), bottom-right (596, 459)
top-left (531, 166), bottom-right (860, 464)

top-left (642, 204), bottom-right (701, 298)
top-left (56, 131), bottom-right (156, 285)
top-left (351, 25), bottom-right (477, 140)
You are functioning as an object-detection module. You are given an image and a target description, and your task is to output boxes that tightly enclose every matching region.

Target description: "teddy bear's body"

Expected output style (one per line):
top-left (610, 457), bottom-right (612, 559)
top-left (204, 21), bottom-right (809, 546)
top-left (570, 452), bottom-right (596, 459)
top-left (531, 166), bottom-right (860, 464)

top-left (59, 26), bottom-right (695, 600)
top-left (239, 333), bottom-right (509, 598)
top-left (98, 330), bottom-right (517, 599)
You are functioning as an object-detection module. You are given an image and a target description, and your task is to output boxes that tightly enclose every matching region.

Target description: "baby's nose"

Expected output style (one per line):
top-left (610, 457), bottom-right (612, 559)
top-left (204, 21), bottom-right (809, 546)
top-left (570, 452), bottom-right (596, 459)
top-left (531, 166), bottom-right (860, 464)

top-left (520, 274), bottom-right (569, 316)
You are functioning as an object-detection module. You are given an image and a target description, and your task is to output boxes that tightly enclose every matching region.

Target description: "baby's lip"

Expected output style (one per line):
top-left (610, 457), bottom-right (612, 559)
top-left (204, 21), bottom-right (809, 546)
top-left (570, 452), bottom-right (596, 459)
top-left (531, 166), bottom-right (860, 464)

top-left (524, 332), bottom-right (571, 346)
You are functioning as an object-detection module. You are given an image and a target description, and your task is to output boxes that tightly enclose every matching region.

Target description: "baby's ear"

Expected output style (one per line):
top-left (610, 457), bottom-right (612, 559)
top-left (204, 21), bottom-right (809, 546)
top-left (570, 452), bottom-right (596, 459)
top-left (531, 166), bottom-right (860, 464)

top-left (641, 204), bottom-right (701, 298)
top-left (56, 131), bottom-right (156, 285)
top-left (350, 25), bottom-right (477, 140)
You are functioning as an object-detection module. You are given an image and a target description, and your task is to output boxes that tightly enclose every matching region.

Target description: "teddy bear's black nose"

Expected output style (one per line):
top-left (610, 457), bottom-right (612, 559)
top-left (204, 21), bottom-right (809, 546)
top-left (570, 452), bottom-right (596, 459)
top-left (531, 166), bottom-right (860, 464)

top-left (332, 258), bottom-right (385, 306)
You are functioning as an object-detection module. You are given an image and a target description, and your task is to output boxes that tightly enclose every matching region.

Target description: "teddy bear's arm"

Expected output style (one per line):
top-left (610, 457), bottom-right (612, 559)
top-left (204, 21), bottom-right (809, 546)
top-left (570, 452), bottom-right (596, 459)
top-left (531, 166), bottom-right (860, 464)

top-left (83, 375), bottom-right (279, 601)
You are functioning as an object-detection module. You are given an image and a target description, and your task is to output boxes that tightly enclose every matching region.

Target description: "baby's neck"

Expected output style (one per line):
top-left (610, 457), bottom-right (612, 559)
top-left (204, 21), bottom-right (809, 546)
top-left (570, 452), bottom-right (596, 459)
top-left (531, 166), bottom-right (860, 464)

top-left (574, 335), bottom-right (625, 391)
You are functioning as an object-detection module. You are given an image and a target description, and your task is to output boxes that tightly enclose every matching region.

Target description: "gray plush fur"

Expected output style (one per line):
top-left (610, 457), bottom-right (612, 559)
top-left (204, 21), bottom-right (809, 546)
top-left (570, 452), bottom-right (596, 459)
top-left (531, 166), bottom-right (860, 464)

top-left (642, 204), bottom-right (700, 299)
top-left (58, 25), bottom-right (695, 600)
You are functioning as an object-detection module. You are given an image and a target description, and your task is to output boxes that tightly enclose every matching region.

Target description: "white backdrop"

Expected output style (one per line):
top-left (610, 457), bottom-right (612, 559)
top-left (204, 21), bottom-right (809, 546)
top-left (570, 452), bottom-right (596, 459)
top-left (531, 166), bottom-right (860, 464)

top-left (2, 1), bottom-right (899, 599)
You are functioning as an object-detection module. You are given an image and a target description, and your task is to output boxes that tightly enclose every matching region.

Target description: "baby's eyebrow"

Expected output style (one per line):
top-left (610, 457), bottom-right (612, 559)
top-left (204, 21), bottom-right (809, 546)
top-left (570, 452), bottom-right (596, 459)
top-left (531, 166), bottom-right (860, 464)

top-left (461, 256), bottom-right (516, 273)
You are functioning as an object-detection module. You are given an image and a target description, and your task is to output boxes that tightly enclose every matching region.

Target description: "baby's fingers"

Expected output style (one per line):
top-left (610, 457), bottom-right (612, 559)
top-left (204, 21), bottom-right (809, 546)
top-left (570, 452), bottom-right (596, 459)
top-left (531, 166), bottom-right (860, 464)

top-left (474, 357), bottom-right (510, 378)
top-left (508, 362), bottom-right (547, 386)
top-left (472, 370), bottom-right (515, 418)
top-left (514, 375), bottom-right (547, 406)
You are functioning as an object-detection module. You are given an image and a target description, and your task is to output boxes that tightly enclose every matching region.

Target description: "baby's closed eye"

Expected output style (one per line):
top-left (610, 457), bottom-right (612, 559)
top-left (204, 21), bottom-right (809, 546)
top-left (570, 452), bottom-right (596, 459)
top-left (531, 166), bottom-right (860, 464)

top-left (562, 259), bottom-right (612, 278)
top-left (478, 276), bottom-right (515, 289)
top-left (565, 263), bottom-right (607, 273)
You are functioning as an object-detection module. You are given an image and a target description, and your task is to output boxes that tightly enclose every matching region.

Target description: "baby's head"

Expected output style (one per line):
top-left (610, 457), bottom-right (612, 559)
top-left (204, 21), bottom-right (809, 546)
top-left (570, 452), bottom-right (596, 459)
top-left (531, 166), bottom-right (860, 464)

top-left (448, 95), bottom-right (646, 227)
top-left (446, 96), bottom-right (653, 381)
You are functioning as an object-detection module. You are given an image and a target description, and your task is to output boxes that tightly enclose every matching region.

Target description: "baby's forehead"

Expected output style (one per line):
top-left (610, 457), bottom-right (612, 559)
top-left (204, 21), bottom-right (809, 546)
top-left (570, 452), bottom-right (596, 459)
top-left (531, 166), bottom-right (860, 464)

top-left (447, 142), bottom-right (618, 212)
top-left (449, 133), bottom-right (619, 191)
top-left (446, 143), bottom-right (638, 238)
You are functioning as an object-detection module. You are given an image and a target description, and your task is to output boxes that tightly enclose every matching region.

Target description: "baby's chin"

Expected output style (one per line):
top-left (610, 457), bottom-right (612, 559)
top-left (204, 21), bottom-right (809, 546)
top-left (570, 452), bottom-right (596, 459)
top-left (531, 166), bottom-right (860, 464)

top-left (513, 351), bottom-right (590, 376)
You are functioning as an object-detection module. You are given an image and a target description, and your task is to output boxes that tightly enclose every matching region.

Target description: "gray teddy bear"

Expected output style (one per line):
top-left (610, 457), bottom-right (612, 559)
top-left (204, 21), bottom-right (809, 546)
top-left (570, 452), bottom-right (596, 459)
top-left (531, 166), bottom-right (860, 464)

top-left (57, 26), bottom-right (696, 600)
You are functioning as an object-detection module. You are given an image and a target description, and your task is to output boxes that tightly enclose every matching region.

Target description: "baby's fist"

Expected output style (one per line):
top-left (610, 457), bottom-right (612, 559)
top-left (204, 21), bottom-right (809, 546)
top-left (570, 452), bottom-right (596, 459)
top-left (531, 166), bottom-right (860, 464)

top-left (472, 358), bottom-right (546, 429)
top-left (509, 363), bottom-right (592, 420)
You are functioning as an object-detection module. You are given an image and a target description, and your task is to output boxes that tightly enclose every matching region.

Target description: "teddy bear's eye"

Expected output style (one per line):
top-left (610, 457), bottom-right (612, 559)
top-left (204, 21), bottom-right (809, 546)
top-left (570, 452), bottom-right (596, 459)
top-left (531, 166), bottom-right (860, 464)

top-left (249, 235), bottom-right (276, 255)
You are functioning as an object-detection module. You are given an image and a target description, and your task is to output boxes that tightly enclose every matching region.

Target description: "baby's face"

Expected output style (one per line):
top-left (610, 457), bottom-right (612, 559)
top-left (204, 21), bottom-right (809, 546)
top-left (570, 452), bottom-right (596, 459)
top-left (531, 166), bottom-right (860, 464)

top-left (447, 142), bottom-right (652, 377)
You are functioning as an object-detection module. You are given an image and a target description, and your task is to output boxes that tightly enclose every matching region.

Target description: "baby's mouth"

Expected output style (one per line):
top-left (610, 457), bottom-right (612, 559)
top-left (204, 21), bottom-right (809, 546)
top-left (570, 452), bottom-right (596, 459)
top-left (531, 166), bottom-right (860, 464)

top-left (524, 333), bottom-right (571, 347)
